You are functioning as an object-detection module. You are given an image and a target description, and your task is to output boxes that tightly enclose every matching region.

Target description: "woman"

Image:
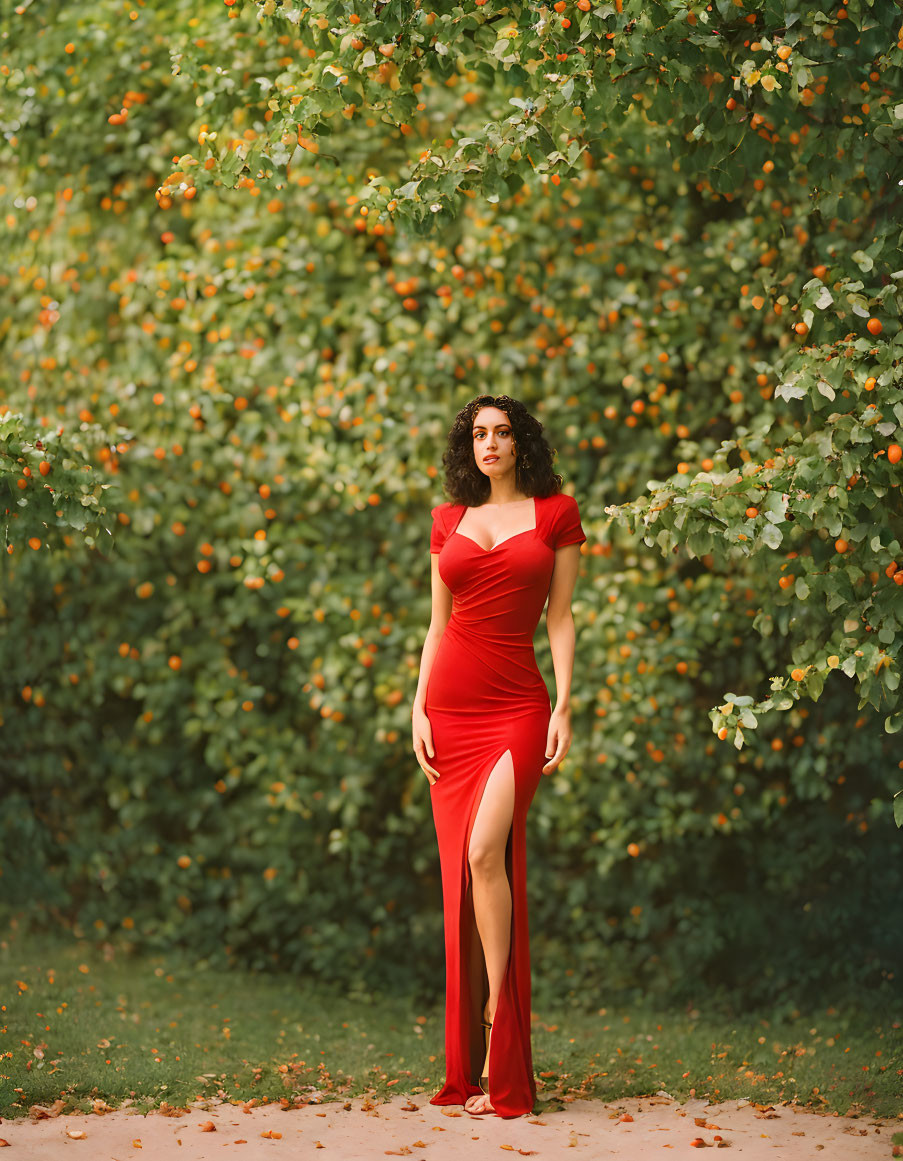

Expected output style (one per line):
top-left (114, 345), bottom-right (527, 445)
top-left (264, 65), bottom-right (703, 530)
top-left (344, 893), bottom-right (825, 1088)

top-left (411, 394), bottom-right (586, 1118)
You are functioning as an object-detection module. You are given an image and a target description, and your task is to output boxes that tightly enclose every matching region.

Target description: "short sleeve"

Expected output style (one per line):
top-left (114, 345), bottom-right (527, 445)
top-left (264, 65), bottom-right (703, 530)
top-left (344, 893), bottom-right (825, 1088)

top-left (553, 493), bottom-right (586, 549)
top-left (430, 504), bottom-right (448, 554)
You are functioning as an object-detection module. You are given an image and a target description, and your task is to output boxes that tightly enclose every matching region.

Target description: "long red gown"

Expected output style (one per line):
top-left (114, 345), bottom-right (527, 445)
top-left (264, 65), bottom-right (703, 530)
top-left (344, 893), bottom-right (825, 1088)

top-left (423, 490), bottom-right (587, 1119)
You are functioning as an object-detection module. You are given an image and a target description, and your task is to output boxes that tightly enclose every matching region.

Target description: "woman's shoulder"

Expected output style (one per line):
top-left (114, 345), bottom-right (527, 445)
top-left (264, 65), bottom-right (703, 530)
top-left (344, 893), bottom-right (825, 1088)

top-left (539, 490), bottom-right (579, 510)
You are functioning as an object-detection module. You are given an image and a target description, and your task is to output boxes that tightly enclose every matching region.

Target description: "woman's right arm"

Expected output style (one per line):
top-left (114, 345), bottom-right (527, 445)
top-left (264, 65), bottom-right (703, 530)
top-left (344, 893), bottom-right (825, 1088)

top-left (413, 554), bottom-right (452, 712)
top-left (412, 554), bottom-right (452, 783)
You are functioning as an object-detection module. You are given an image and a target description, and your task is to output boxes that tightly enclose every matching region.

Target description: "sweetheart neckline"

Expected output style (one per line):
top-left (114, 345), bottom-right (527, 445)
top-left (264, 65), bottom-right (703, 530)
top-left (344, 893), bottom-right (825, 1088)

top-left (452, 527), bottom-right (537, 554)
top-left (451, 495), bottom-right (538, 554)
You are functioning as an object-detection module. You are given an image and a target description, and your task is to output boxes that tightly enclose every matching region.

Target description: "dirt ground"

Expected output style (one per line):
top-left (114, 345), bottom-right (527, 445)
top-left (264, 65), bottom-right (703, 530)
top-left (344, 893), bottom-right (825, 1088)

top-left (0, 1090), bottom-right (896, 1159)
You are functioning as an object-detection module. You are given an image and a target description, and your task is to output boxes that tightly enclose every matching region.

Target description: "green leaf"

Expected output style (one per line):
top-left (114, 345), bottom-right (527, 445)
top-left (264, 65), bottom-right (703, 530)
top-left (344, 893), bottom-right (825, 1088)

top-left (884, 711), bottom-right (903, 734)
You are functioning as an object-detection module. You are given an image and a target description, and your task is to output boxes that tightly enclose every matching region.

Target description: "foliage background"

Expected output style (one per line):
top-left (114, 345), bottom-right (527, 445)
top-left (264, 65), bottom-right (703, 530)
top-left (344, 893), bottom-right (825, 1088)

top-left (1, 0), bottom-right (901, 1010)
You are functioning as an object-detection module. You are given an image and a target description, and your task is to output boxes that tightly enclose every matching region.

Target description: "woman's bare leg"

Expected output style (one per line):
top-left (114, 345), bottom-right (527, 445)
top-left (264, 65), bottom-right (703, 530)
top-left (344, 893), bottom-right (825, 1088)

top-left (463, 750), bottom-right (515, 1114)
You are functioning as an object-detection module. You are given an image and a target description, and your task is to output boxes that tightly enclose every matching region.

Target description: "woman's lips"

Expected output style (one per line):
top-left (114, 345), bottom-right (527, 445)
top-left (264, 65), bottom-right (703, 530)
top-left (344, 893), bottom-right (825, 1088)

top-left (484, 456), bottom-right (499, 463)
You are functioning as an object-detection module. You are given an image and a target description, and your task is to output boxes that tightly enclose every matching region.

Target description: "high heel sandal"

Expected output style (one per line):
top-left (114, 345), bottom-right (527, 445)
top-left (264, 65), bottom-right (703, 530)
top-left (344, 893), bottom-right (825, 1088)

top-left (479, 1018), bottom-right (493, 1095)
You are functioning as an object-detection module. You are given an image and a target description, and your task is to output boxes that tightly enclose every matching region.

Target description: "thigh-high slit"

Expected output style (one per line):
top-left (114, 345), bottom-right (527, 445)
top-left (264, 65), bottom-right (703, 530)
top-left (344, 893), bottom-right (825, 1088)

top-left (426, 708), bottom-right (548, 1118)
top-left (465, 748), bottom-right (514, 1086)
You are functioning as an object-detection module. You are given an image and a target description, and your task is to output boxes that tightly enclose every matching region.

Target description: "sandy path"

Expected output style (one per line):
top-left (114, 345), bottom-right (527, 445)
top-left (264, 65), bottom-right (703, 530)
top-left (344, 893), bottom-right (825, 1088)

top-left (0, 1092), bottom-right (894, 1159)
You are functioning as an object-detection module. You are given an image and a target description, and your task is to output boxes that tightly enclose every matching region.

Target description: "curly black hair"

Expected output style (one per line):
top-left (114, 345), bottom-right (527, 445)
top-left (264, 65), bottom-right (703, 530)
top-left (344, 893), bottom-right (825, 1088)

top-left (439, 395), bottom-right (564, 507)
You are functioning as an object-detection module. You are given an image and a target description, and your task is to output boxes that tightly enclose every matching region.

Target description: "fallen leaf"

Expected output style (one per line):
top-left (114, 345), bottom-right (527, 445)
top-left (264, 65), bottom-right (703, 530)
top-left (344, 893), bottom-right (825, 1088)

top-left (66, 1129), bottom-right (87, 1140)
top-left (199, 1121), bottom-right (216, 1132)
top-left (131, 1141), bottom-right (142, 1149)
top-left (0, 1141), bottom-right (10, 1148)
top-left (619, 1113), bottom-right (634, 1122)
top-left (28, 1099), bottom-right (66, 1120)
top-left (400, 1101), bottom-right (418, 1111)
top-left (261, 1130), bottom-right (282, 1139)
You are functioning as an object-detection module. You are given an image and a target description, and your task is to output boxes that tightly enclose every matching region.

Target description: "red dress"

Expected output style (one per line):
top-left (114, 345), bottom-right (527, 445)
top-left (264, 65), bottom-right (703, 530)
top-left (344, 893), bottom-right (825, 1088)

top-left (424, 491), bottom-right (587, 1119)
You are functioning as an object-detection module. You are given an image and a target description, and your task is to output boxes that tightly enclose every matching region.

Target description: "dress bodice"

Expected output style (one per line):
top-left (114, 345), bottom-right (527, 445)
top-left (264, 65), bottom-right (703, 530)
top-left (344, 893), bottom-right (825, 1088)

top-left (429, 493), bottom-right (586, 642)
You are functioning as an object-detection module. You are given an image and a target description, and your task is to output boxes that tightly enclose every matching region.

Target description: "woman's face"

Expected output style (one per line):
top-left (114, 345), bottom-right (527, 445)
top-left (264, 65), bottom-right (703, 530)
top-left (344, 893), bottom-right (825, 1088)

top-left (472, 406), bottom-right (516, 478)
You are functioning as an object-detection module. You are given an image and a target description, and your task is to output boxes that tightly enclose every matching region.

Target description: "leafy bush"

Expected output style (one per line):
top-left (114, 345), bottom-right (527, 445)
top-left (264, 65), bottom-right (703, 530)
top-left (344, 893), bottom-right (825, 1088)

top-left (1, 0), bottom-right (900, 1003)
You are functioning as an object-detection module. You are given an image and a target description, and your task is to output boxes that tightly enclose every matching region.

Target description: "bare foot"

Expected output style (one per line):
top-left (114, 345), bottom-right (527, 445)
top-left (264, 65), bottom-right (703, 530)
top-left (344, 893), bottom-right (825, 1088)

top-left (463, 1000), bottom-right (497, 1113)
top-left (464, 1092), bottom-right (495, 1114)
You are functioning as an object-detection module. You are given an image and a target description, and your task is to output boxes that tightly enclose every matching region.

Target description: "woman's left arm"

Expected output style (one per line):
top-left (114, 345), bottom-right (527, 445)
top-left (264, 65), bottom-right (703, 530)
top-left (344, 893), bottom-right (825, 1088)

top-left (542, 543), bottom-right (581, 775)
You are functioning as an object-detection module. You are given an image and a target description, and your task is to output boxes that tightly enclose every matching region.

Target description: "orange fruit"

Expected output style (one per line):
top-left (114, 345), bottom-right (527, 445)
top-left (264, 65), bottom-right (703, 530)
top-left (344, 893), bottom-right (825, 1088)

top-left (888, 443), bottom-right (901, 465)
top-left (835, 538), bottom-right (849, 553)
top-left (866, 317), bottom-right (882, 335)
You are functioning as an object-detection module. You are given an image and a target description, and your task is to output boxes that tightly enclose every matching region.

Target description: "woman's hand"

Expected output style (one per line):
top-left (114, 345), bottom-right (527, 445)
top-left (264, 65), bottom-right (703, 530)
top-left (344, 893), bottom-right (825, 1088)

top-left (541, 705), bottom-right (572, 775)
top-left (412, 704), bottom-right (442, 786)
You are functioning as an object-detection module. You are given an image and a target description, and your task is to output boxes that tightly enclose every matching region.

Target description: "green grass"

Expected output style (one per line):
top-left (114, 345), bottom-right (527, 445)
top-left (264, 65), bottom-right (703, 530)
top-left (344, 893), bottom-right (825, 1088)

top-left (1, 926), bottom-right (899, 1122)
